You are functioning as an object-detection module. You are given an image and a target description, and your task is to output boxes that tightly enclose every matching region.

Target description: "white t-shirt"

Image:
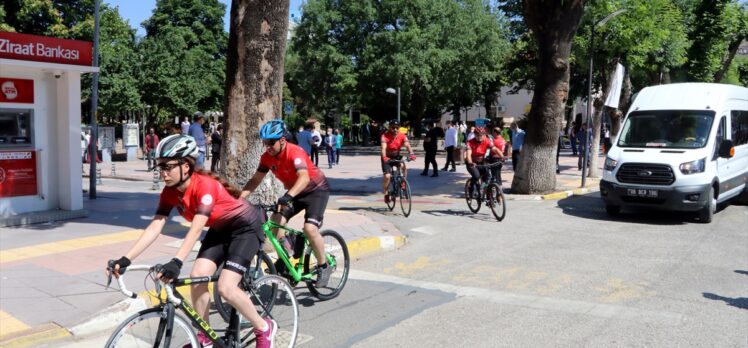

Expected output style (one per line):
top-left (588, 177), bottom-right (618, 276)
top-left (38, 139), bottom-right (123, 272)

top-left (312, 130), bottom-right (322, 146)
top-left (181, 121), bottom-right (191, 135)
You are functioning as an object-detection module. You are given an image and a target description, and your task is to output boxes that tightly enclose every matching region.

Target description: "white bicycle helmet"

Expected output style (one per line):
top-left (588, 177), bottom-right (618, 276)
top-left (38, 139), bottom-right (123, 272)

top-left (156, 134), bottom-right (199, 159)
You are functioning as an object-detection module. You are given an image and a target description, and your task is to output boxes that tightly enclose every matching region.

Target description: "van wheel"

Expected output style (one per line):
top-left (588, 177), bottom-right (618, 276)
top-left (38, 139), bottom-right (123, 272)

top-left (605, 204), bottom-right (621, 216)
top-left (698, 186), bottom-right (716, 223)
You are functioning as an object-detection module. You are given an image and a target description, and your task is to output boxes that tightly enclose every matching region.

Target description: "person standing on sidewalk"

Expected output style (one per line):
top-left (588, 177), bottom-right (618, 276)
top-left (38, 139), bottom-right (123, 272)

top-left (569, 120), bottom-right (578, 156)
top-left (188, 113), bottom-right (207, 169)
top-left (421, 122), bottom-right (439, 177)
top-left (577, 122), bottom-right (592, 170)
top-left (210, 124), bottom-right (223, 172)
top-left (335, 128), bottom-right (343, 165)
top-left (510, 121), bottom-right (525, 172)
top-left (106, 134), bottom-right (278, 348)
top-left (311, 127), bottom-right (321, 166)
top-left (144, 128), bottom-right (160, 170)
top-left (297, 123), bottom-right (313, 156)
top-left (324, 127), bottom-right (337, 169)
top-left (180, 116), bottom-right (190, 135)
top-left (241, 120), bottom-right (333, 287)
top-left (442, 121), bottom-right (457, 172)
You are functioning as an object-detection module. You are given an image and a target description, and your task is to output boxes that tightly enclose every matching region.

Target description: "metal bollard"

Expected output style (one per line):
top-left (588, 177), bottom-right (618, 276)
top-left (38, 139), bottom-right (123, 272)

top-left (96, 168), bottom-right (103, 185)
top-left (111, 163), bottom-right (117, 177)
top-left (151, 170), bottom-right (160, 190)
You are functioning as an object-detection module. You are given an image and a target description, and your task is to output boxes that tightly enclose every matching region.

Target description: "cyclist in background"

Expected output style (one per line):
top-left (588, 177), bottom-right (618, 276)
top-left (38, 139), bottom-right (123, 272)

top-left (465, 127), bottom-right (501, 195)
top-left (241, 119), bottom-right (333, 287)
top-left (381, 119), bottom-right (416, 203)
top-left (489, 127), bottom-right (507, 186)
top-left (106, 134), bottom-right (276, 348)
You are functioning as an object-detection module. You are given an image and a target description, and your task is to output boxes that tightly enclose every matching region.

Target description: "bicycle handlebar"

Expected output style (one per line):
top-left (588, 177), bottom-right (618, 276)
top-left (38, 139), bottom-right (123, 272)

top-left (108, 264), bottom-right (181, 305)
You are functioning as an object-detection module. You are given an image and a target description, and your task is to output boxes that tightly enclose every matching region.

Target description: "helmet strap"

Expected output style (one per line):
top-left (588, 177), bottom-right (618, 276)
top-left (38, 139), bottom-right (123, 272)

top-left (174, 159), bottom-right (193, 188)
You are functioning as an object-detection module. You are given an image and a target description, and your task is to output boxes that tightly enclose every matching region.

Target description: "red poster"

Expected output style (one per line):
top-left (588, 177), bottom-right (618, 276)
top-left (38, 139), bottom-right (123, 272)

top-left (0, 31), bottom-right (93, 66)
top-left (0, 151), bottom-right (38, 197)
top-left (0, 78), bottom-right (34, 103)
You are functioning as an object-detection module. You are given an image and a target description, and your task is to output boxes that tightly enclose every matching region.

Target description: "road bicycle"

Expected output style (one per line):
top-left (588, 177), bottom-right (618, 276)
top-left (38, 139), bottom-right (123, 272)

top-left (262, 212), bottom-right (350, 300)
top-left (105, 264), bottom-right (298, 347)
top-left (464, 161), bottom-right (506, 221)
top-left (385, 158), bottom-right (412, 217)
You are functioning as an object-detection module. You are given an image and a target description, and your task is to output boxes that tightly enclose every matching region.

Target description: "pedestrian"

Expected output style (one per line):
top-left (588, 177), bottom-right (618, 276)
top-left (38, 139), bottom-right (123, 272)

top-left (442, 121), bottom-right (457, 172)
top-left (569, 121), bottom-right (578, 156)
top-left (311, 126), bottom-right (321, 166)
top-left (81, 129), bottom-right (89, 164)
top-left (188, 113), bottom-right (207, 169)
top-left (467, 126), bottom-right (476, 142)
top-left (335, 128), bottom-right (343, 165)
top-left (297, 123), bottom-right (313, 155)
top-left (603, 123), bottom-right (612, 154)
top-left (510, 121), bottom-right (525, 172)
top-left (180, 116), bottom-right (190, 135)
top-left (144, 127), bottom-right (160, 170)
top-left (577, 122), bottom-right (591, 170)
top-left (324, 127), bottom-right (336, 169)
top-left (210, 124), bottom-right (223, 172)
top-left (556, 128), bottom-right (563, 174)
top-left (421, 122), bottom-right (439, 177)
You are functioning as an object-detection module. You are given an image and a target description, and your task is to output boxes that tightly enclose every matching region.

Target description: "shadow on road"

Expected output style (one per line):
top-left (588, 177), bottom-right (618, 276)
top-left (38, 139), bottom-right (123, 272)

top-left (419, 208), bottom-right (497, 222)
top-left (556, 192), bottom-right (695, 226)
top-left (703, 292), bottom-right (748, 310)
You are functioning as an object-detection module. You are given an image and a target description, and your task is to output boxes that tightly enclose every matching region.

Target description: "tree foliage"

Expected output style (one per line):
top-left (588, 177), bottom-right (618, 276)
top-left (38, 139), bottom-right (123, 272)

top-left (286, 0), bottom-right (511, 127)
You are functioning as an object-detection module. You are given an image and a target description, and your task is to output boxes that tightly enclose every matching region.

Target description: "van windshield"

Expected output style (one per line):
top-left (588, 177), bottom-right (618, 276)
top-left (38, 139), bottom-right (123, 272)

top-left (617, 110), bottom-right (715, 148)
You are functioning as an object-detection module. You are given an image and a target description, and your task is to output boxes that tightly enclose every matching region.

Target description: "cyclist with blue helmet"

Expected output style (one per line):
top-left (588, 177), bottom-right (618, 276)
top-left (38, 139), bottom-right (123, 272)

top-left (241, 119), bottom-right (333, 287)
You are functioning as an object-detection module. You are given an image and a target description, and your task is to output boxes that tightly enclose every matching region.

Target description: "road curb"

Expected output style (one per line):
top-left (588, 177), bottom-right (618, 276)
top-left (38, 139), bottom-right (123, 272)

top-left (347, 235), bottom-right (407, 260)
top-left (0, 323), bottom-right (70, 348)
top-left (541, 187), bottom-right (594, 200)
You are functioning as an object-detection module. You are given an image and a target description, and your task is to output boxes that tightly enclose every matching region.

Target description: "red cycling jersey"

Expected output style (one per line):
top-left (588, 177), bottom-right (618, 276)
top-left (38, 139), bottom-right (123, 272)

top-left (381, 131), bottom-right (408, 157)
top-left (467, 137), bottom-right (494, 163)
top-left (492, 136), bottom-right (506, 156)
top-left (156, 173), bottom-right (257, 231)
top-left (258, 142), bottom-right (329, 195)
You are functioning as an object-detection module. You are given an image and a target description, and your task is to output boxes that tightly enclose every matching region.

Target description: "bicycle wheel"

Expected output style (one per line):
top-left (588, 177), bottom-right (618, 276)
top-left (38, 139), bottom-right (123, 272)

top-left (240, 275), bottom-right (299, 348)
top-left (399, 179), bottom-right (412, 217)
top-left (487, 183), bottom-right (506, 221)
top-left (386, 177), bottom-right (397, 211)
top-left (214, 250), bottom-right (276, 322)
top-left (464, 179), bottom-right (481, 213)
top-left (304, 230), bottom-right (350, 300)
top-left (105, 308), bottom-right (197, 348)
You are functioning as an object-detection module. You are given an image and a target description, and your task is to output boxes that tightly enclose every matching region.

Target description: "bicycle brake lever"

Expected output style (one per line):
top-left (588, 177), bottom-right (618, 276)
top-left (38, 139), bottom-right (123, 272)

top-left (105, 272), bottom-right (113, 289)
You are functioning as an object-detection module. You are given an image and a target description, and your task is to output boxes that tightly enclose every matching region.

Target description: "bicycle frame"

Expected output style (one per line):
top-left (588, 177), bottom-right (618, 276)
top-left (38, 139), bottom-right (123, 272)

top-left (262, 220), bottom-right (337, 284)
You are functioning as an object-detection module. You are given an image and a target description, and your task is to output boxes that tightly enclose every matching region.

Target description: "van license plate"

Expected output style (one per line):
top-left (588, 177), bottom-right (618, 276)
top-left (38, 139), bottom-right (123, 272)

top-left (627, 188), bottom-right (658, 198)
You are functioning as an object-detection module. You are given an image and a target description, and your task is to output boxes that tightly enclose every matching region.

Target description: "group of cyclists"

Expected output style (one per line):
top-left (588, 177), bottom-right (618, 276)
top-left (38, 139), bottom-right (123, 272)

top-left (106, 117), bottom-right (505, 347)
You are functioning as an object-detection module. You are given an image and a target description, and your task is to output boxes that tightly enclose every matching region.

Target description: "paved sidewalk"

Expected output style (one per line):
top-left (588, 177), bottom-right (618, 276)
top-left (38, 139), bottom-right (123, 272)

top-left (85, 146), bottom-right (604, 200)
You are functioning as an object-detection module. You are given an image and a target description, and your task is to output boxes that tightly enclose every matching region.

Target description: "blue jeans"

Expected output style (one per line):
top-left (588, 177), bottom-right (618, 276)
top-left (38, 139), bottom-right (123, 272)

top-left (196, 151), bottom-right (206, 169)
top-left (327, 147), bottom-right (336, 167)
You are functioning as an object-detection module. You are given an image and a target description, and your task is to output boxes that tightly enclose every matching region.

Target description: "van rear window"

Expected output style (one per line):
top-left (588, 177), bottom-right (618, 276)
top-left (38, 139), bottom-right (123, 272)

top-left (617, 111), bottom-right (715, 149)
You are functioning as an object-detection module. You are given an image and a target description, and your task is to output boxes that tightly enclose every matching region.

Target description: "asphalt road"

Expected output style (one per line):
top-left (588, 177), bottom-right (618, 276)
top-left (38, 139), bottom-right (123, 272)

top-left (45, 192), bottom-right (748, 347)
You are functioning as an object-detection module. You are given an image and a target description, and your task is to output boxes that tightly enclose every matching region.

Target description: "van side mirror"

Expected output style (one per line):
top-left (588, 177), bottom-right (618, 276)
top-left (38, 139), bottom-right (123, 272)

top-left (718, 139), bottom-right (734, 158)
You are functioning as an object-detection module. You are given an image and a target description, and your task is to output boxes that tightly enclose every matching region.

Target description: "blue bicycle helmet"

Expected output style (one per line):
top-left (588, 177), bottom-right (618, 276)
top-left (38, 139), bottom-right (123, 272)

top-left (260, 119), bottom-right (287, 140)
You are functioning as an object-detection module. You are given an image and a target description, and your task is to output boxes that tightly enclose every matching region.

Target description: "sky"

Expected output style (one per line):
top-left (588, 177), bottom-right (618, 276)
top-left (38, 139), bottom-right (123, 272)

top-left (104, 0), bottom-right (304, 37)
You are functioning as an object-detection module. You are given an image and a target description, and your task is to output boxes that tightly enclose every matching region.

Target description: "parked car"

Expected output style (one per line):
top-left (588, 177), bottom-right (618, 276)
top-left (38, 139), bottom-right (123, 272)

top-left (600, 83), bottom-right (748, 223)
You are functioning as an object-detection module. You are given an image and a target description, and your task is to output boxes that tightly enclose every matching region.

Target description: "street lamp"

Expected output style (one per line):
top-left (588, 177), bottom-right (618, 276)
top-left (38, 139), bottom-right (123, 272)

top-left (385, 87), bottom-right (400, 123)
top-left (582, 9), bottom-right (626, 188)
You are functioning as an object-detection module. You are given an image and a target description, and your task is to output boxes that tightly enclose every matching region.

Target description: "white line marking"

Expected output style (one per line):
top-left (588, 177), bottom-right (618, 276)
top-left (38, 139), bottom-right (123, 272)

top-left (349, 270), bottom-right (684, 326)
top-left (410, 226), bottom-right (436, 235)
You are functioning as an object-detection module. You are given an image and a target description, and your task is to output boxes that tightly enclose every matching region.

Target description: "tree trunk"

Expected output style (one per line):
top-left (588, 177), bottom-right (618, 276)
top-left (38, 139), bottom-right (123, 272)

top-left (223, 0), bottom-right (290, 204)
top-left (713, 36), bottom-right (744, 83)
top-left (512, 0), bottom-right (586, 194)
top-left (588, 98), bottom-right (604, 178)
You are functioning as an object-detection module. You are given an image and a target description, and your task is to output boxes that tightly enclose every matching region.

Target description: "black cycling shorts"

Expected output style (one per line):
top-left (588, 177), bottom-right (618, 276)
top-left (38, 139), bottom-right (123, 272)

top-left (280, 189), bottom-right (329, 228)
top-left (196, 221), bottom-right (264, 275)
top-left (381, 156), bottom-right (403, 174)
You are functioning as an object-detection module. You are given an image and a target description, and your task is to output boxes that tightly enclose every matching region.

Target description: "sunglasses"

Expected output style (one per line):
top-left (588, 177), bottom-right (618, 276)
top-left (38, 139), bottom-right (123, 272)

top-left (156, 162), bottom-right (181, 172)
top-left (263, 139), bottom-right (279, 147)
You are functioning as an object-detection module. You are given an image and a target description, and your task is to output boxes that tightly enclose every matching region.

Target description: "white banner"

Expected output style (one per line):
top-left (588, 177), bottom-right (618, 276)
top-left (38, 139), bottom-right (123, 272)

top-left (605, 63), bottom-right (625, 109)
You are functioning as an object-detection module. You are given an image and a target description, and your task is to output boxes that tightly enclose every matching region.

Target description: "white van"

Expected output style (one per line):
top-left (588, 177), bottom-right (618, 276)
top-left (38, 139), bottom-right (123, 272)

top-left (600, 83), bottom-right (748, 223)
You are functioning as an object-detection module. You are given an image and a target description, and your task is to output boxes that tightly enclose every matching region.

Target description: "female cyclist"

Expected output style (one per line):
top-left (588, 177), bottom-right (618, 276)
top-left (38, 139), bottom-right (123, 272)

top-left (106, 134), bottom-right (276, 348)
